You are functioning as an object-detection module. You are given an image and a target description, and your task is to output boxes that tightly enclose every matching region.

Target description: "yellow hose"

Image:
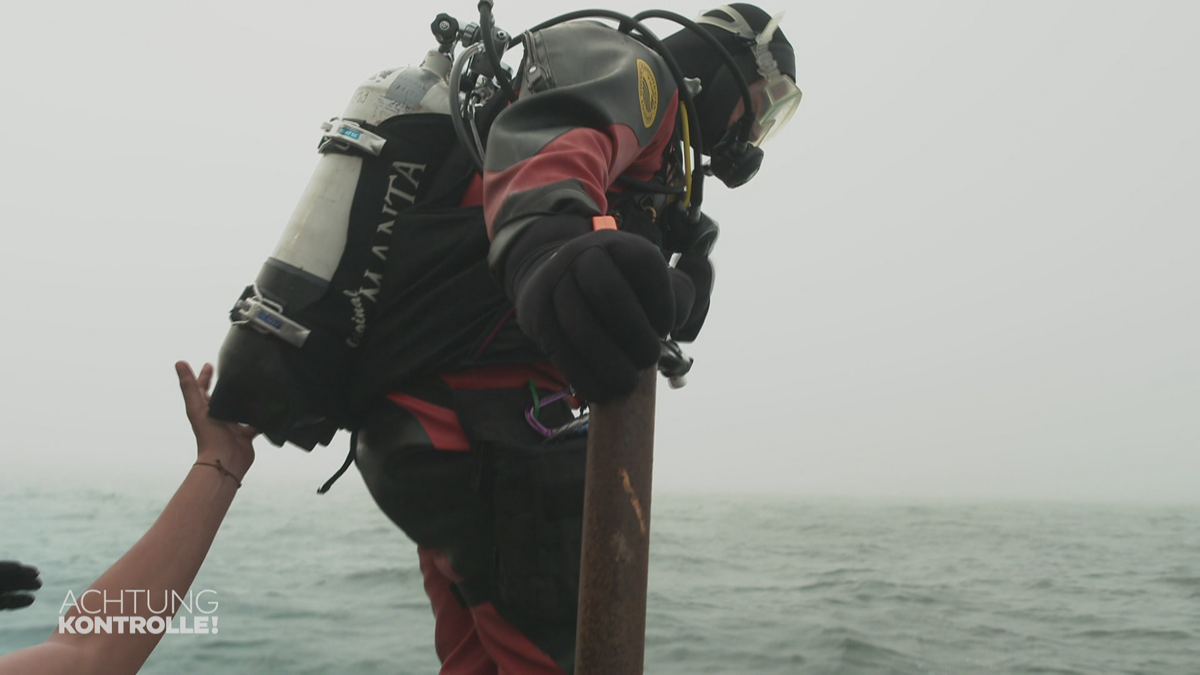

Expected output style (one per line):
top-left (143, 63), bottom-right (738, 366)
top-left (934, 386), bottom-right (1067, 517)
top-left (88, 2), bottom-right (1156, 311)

top-left (680, 102), bottom-right (693, 209)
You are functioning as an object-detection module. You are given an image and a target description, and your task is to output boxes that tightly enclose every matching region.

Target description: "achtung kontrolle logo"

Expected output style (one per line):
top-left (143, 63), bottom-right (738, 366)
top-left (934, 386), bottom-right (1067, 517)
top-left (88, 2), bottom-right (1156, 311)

top-left (57, 589), bottom-right (219, 635)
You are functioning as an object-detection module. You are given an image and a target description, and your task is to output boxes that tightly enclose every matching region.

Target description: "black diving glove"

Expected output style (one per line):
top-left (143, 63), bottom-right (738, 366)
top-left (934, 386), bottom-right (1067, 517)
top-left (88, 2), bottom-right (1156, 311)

top-left (504, 216), bottom-right (697, 402)
top-left (0, 561), bottom-right (42, 610)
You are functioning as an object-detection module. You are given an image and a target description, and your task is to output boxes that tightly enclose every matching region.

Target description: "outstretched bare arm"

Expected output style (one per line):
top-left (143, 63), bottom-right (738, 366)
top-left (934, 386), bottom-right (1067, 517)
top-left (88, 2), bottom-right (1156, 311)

top-left (0, 362), bottom-right (256, 675)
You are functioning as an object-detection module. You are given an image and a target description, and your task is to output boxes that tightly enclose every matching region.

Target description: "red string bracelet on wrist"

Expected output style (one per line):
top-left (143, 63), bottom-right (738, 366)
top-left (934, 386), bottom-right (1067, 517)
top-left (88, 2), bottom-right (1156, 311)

top-left (193, 459), bottom-right (243, 488)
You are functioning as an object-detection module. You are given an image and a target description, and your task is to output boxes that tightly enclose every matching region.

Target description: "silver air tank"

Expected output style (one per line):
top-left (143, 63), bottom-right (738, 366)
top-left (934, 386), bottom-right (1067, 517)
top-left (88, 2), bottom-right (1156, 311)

top-left (209, 51), bottom-right (453, 448)
top-left (269, 51), bottom-right (452, 298)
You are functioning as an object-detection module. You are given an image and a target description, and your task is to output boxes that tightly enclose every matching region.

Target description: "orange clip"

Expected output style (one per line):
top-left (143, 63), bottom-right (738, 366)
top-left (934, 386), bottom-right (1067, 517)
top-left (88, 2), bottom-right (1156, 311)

top-left (592, 215), bottom-right (618, 231)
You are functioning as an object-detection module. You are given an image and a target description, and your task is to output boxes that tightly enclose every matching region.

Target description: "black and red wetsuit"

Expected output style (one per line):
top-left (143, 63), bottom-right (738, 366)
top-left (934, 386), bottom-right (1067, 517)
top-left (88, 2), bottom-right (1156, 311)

top-left (355, 21), bottom-right (682, 675)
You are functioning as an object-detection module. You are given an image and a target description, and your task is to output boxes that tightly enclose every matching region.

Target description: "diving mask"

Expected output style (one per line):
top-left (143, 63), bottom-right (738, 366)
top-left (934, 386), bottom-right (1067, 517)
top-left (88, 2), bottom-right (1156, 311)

top-left (698, 5), bottom-right (801, 147)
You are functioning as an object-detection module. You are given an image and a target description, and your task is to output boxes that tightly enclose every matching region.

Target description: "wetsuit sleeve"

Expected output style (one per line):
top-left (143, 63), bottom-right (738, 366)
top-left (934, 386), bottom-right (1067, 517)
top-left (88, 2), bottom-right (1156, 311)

top-left (482, 22), bottom-right (679, 275)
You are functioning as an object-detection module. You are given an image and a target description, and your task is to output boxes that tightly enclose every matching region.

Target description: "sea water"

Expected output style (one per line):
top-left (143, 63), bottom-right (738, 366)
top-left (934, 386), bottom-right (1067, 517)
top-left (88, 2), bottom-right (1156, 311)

top-left (2, 484), bottom-right (1197, 674)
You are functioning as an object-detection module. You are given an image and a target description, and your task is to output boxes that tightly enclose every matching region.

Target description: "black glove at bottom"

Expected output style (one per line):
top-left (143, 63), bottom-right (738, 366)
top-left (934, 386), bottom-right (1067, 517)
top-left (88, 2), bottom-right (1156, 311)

top-left (0, 561), bottom-right (42, 610)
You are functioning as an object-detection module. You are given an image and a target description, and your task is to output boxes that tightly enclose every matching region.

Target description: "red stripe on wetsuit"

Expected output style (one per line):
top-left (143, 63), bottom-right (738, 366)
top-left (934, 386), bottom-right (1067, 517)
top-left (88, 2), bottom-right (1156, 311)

top-left (386, 366), bottom-right (570, 452)
top-left (482, 93), bottom-right (680, 236)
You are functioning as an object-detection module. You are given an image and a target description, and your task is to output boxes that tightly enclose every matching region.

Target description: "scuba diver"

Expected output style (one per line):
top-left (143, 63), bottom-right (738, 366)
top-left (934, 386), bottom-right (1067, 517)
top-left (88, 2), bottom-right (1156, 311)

top-left (207, 3), bottom-right (799, 673)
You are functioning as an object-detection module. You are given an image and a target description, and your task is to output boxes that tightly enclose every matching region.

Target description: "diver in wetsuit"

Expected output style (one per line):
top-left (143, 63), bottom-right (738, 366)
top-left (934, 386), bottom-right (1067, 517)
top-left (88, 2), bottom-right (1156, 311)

top-left (207, 3), bottom-right (799, 673)
top-left (354, 6), bottom-right (799, 673)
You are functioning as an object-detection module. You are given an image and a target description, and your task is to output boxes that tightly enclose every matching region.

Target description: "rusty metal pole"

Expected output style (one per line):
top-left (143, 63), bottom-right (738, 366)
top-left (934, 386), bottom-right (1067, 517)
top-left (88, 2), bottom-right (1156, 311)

top-left (575, 368), bottom-right (657, 675)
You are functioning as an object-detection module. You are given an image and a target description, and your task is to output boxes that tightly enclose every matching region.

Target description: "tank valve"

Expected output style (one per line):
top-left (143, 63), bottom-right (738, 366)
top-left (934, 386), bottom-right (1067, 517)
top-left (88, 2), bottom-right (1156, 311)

top-left (431, 13), bottom-right (460, 52)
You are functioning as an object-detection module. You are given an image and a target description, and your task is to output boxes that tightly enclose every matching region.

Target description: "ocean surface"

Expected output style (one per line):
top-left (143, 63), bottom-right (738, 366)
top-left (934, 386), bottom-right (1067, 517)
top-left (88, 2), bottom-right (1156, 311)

top-left (2, 484), bottom-right (1198, 674)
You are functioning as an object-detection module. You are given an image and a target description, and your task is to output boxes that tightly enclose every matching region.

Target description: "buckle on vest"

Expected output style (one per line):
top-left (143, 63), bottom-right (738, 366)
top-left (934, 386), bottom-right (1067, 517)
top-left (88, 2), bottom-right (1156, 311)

top-left (232, 290), bottom-right (312, 348)
top-left (319, 118), bottom-right (388, 156)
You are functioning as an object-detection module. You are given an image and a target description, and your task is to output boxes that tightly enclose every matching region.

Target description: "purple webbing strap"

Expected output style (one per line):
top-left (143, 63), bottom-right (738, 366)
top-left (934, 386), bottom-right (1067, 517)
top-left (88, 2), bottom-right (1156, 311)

top-left (525, 388), bottom-right (574, 437)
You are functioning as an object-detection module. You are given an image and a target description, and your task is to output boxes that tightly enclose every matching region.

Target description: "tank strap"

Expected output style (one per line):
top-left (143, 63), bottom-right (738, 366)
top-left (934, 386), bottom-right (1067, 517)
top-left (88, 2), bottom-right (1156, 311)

top-left (317, 429), bottom-right (358, 494)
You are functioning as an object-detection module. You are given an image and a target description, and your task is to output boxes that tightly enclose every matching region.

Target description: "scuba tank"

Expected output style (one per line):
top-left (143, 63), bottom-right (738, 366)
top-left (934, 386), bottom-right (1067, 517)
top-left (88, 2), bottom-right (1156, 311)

top-left (275, 51), bottom-right (453, 285)
top-left (208, 47), bottom-right (455, 450)
top-left (264, 51), bottom-right (453, 324)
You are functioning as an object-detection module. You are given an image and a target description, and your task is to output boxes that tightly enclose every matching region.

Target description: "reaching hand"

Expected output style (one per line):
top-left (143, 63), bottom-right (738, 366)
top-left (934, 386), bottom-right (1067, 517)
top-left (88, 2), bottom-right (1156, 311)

top-left (176, 362), bottom-right (256, 484)
top-left (0, 561), bottom-right (41, 611)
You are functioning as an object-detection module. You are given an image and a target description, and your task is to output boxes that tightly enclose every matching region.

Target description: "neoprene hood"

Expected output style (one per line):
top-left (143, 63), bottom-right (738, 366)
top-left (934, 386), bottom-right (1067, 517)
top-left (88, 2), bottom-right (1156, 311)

top-left (661, 4), bottom-right (796, 153)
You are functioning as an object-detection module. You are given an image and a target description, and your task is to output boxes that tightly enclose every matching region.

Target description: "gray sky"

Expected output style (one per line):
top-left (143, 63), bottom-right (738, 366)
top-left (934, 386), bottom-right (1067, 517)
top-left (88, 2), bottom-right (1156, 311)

top-left (1, 0), bottom-right (1196, 502)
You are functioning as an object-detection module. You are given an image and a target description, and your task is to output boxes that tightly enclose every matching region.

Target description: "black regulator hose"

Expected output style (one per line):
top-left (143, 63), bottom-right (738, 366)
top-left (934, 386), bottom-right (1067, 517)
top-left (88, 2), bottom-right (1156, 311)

top-left (478, 0), bottom-right (518, 103)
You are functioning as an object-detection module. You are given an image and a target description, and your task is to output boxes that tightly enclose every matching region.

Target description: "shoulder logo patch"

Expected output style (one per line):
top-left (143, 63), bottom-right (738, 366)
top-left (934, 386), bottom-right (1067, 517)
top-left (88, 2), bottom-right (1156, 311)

top-left (637, 59), bottom-right (658, 129)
